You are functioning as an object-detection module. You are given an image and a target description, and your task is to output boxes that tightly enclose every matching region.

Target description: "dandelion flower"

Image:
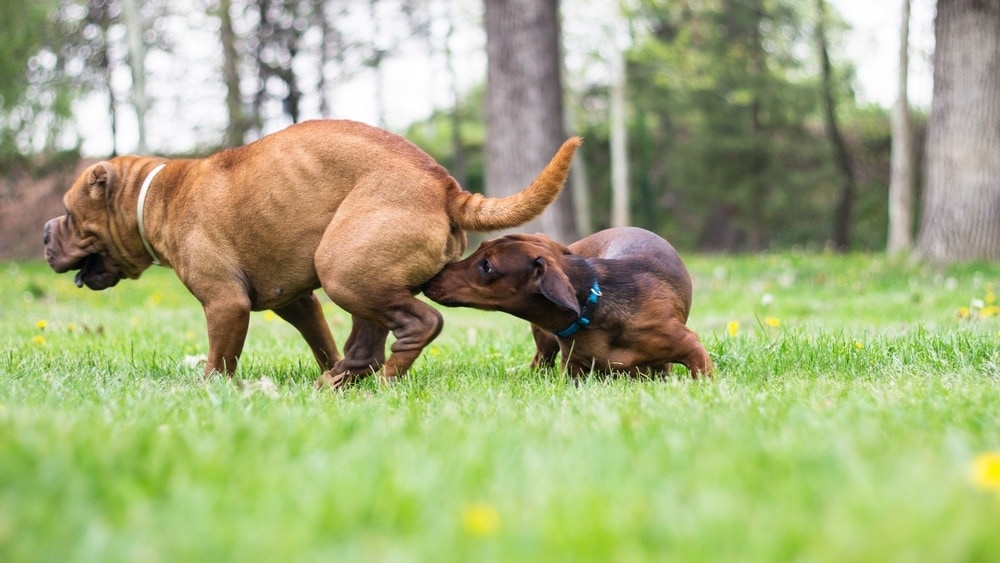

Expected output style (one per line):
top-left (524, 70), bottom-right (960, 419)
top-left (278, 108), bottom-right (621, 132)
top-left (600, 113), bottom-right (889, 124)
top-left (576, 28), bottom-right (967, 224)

top-left (263, 311), bottom-right (278, 322)
top-left (854, 341), bottom-right (863, 350)
top-left (462, 503), bottom-right (500, 536)
top-left (36, 320), bottom-right (47, 330)
top-left (958, 307), bottom-right (970, 319)
top-left (31, 335), bottom-right (46, 345)
top-left (982, 306), bottom-right (999, 319)
top-left (764, 317), bottom-right (781, 328)
top-left (986, 290), bottom-right (996, 305)
top-left (727, 320), bottom-right (740, 337)
top-left (972, 452), bottom-right (1000, 490)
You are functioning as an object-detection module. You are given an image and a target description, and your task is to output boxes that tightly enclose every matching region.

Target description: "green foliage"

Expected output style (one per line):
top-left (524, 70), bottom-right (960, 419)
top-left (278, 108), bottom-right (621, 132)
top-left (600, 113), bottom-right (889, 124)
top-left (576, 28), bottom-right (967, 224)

top-left (566, 0), bottom-right (890, 251)
top-left (0, 0), bottom-right (79, 168)
top-left (3, 254), bottom-right (1000, 561)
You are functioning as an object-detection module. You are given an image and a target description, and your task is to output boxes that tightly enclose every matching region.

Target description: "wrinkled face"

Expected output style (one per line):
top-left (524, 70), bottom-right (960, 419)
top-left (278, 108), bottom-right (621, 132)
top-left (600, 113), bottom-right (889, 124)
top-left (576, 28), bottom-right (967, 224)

top-left (43, 163), bottom-right (126, 290)
top-left (422, 233), bottom-right (575, 319)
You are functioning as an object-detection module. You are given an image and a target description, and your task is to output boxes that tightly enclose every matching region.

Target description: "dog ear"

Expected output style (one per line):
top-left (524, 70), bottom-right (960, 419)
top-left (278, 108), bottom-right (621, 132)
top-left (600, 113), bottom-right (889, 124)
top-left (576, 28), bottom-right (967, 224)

top-left (531, 257), bottom-right (581, 315)
top-left (87, 162), bottom-right (115, 200)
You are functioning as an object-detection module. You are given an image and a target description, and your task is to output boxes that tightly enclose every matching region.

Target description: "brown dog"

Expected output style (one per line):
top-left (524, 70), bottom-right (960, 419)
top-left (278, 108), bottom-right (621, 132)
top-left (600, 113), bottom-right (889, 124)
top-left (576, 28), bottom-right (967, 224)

top-left (43, 119), bottom-right (581, 387)
top-left (422, 227), bottom-right (712, 378)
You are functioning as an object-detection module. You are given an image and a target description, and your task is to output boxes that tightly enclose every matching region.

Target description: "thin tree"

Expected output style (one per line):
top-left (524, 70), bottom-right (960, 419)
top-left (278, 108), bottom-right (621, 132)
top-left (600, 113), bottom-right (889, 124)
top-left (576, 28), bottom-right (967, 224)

top-left (916, 0), bottom-right (1000, 262)
top-left (121, 0), bottom-right (149, 153)
top-left (609, 6), bottom-right (630, 228)
top-left (816, 0), bottom-right (857, 251)
top-left (219, 0), bottom-right (249, 147)
top-left (887, 0), bottom-right (914, 255)
top-left (484, 0), bottom-right (576, 242)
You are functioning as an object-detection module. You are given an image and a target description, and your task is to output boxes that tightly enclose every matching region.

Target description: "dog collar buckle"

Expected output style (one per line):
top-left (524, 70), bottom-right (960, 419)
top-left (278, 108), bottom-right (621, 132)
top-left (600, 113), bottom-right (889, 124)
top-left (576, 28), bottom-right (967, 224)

top-left (555, 281), bottom-right (601, 339)
top-left (137, 163), bottom-right (166, 266)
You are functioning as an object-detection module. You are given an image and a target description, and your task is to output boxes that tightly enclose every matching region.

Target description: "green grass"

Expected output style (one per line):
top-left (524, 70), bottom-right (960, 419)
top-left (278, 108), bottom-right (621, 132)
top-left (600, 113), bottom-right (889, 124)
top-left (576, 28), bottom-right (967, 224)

top-left (2, 254), bottom-right (1000, 562)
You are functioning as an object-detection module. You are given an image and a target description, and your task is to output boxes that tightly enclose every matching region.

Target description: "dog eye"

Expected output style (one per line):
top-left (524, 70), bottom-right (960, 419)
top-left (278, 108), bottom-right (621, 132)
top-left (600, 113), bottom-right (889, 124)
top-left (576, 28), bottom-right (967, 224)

top-left (478, 259), bottom-right (493, 276)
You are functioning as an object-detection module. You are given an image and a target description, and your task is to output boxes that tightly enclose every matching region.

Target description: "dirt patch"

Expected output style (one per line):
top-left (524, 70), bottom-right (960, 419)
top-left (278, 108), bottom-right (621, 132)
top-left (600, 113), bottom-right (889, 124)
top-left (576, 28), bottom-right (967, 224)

top-left (1, 160), bottom-right (94, 261)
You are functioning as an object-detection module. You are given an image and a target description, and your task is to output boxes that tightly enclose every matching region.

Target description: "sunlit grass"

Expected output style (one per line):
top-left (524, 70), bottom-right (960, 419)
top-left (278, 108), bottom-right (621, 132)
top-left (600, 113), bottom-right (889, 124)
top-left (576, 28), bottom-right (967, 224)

top-left (2, 255), bottom-right (1000, 562)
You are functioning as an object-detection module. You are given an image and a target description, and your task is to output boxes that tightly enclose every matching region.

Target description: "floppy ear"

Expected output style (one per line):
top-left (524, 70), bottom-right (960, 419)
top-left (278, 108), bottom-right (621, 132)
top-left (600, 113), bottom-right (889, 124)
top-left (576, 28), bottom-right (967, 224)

top-left (87, 162), bottom-right (115, 200)
top-left (531, 257), bottom-right (580, 314)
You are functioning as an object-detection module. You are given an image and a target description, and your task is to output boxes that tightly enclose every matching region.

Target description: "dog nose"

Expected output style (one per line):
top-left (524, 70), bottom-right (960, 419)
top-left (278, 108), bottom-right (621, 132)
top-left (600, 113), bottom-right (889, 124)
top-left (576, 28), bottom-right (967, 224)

top-left (43, 221), bottom-right (52, 246)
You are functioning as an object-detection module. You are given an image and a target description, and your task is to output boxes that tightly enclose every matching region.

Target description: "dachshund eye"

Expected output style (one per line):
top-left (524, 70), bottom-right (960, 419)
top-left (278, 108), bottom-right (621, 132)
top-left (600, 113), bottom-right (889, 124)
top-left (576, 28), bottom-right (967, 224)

top-left (478, 259), bottom-right (493, 277)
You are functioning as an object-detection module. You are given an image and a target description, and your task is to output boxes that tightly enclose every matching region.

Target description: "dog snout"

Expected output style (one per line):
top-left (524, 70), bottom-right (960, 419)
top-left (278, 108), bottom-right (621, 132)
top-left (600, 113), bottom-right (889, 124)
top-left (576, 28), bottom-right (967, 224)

top-left (43, 220), bottom-right (53, 246)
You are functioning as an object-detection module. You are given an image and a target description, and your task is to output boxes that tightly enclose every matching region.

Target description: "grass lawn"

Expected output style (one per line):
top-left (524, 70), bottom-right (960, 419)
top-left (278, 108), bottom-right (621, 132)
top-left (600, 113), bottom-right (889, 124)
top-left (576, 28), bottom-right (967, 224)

top-left (2, 253), bottom-right (999, 562)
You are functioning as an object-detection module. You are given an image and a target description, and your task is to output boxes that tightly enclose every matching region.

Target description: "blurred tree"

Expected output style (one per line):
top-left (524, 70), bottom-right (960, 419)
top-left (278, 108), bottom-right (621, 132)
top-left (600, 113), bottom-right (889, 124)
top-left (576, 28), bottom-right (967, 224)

top-left (916, 0), bottom-right (1000, 263)
top-left (484, 0), bottom-right (577, 243)
top-left (121, 0), bottom-right (149, 153)
top-left (218, 0), bottom-right (251, 147)
top-left (887, 0), bottom-right (914, 255)
top-left (816, 0), bottom-right (857, 251)
top-left (623, 0), bottom-right (871, 251)
top-left (0, 0), bottom-right (77, 167)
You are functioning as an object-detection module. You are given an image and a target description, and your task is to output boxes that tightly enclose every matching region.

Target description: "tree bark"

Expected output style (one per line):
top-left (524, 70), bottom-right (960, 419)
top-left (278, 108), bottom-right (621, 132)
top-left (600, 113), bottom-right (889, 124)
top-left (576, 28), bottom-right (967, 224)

top-left (887, 0), bottom-right (914, 255)
top-left (916, 0), bottom-right (1000, 263)
top-left (484, 0), bottom-right (576, 243)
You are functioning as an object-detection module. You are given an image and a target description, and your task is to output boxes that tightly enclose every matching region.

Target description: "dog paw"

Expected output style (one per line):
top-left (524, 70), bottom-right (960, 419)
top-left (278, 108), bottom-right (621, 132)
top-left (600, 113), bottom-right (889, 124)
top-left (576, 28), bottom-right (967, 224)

top-left (314, 370), bottom-right (359, 391)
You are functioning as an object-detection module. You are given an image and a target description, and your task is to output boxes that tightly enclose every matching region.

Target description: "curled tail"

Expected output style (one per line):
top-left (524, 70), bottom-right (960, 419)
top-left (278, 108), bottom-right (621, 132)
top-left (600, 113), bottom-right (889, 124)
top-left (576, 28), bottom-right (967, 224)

top-left (448, 136), bottom-right (582, 232)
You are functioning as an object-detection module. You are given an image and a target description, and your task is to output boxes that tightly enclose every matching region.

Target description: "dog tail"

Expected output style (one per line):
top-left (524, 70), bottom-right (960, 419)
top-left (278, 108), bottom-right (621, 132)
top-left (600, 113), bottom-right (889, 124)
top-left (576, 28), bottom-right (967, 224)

top-left (448, 136), bottom-right (582, 231)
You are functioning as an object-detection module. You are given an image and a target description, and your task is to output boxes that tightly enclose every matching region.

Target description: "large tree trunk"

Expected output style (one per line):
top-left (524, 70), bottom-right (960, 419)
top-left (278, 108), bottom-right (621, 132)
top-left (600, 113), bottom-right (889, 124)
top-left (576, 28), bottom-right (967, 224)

top-left (887, 0), bottom-right (914, 255)
top-left (484, 0), bottom-right (576, 243)
top-left (916, 0), bottom-right (1000, 263)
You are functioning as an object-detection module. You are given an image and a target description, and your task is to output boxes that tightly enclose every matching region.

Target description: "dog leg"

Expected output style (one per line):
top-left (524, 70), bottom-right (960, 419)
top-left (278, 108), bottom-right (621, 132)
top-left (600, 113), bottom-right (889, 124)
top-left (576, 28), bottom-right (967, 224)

top-left (530, 324), bottom-right (560, 369)
top-left (664, 321), bottom-right (714, 379)
top-left (314, 316), bottom-right (388, 388)
top-left (202, 297), bottom-right (251, 377)
top-left (272, 293), bottom-right (341, 371)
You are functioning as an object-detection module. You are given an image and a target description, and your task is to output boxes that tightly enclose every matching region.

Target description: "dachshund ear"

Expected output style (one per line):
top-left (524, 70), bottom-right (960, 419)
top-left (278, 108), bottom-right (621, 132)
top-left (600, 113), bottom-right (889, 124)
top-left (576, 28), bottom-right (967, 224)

top-left (531, 257), bottom-right (580, 315)
top-left (87, 162), bottom-right (115, 200)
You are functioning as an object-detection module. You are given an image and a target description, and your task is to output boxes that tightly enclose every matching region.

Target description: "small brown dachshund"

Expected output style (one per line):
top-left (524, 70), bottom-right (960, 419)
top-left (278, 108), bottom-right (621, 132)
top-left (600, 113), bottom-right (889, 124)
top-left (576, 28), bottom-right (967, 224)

top-left (422, 227), bottom-right (713, 378)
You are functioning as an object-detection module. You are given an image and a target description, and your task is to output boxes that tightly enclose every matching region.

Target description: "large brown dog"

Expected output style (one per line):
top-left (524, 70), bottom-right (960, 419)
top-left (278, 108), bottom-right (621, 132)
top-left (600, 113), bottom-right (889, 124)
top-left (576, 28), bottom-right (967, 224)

top-left (422, 227), bottom-right (712, 378)
top-left (43, 119), bottom-right (581, 387)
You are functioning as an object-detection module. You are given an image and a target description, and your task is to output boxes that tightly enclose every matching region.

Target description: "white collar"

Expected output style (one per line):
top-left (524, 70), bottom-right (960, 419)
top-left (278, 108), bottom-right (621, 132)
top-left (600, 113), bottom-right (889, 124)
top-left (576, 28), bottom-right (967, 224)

top-left (136, 163), bottom-right (166, 266)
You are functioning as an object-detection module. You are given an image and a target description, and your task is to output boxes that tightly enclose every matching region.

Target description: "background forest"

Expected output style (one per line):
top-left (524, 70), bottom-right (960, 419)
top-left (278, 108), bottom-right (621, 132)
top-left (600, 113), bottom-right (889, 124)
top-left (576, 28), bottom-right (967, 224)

top-left (0, 0), bottom-right (993, 260)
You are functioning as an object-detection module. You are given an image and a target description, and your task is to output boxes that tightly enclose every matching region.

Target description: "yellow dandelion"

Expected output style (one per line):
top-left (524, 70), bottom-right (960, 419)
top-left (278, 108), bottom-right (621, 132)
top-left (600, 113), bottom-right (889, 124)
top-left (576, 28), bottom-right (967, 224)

top-left (986, 291), bottom-right (996, 306)
top-left (972, 452), bottom-right (1000, 490)
top-left (66, 323), bottom-right (77, 332)
top-left (854, 341), bottom-right (863, 350)
top-left (462, 503), bottom-right (500, 537)
top-left (428, 346), bottom-right (441, 356)
top-left (726, 320), bottom-right (740, 337)
top-left (31, 335), bottom-right (46, 345)
top-left (958, 307), bottom-right (970, 319)
top-left (36, 320), bottom-right (47, 330)
top-left (764, 317), bottom-right (781, 328)
top-left (149, 292), bottom-right (163, 305)
top-left (982, 306), bottom-right (999, 319)
top-left (263, 310), bottom-right (278, 322)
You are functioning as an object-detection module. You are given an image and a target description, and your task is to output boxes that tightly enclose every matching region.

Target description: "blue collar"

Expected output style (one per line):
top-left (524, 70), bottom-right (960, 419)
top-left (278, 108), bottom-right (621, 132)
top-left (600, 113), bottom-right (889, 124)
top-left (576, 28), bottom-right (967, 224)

top-left (554, 281), bottom-right (602, 338)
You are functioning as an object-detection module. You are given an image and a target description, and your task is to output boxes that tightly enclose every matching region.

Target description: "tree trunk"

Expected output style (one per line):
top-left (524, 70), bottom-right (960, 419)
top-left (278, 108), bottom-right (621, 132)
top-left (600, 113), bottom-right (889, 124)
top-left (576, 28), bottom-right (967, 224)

top-left (816, 0), bottom-right (857, 252)
top-left (219, 0), bottom-right (248, 147)
top-left (121, 0), bottom-right (149, 153)
top-left (916, 0), bottom-right (1000, 263)
top-left (887, 0), bottom-right (914, 255)
top-left (484, 0), bottom-right (576, 243)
